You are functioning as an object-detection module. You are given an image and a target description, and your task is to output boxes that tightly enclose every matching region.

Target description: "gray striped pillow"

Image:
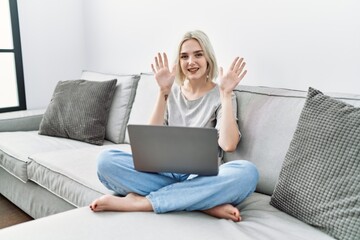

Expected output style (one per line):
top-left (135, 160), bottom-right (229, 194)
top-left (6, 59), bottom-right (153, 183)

top-left (270, 87), bottom-right (360, 240)
top-left (39, 79), bottom-right (117, 145)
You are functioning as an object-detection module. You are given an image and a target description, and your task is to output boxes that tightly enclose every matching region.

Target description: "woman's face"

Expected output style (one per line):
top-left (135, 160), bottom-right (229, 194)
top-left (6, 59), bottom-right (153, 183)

top-left (179, 39), bottom-right (208, 82)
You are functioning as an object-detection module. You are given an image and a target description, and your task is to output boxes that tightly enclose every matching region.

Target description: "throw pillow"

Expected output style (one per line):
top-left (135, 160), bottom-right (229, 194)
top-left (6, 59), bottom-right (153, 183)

top-left (270, 87), bottom-right (360, 240)
top-left (39, 79), bottom-right (117, 145)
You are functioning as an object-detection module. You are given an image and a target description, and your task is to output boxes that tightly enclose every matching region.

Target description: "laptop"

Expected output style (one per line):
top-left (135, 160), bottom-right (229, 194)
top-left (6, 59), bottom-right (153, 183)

top-left (127, 124), bottom-right (219, 176)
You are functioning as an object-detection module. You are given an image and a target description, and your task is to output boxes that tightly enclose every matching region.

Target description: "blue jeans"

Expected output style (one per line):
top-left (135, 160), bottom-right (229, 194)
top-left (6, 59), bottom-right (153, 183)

top-left (96, 149), bottom-right (259, 214)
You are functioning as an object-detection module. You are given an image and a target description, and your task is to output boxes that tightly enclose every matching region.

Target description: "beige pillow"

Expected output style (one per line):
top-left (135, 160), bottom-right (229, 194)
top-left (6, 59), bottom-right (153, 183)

top-left (81, 71), bottom-right (140, 143)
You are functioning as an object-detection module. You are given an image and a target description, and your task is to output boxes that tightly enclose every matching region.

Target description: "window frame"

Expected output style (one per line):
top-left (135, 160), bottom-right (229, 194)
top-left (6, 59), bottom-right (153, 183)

top-left (0, 0), bottom-right (26, 113)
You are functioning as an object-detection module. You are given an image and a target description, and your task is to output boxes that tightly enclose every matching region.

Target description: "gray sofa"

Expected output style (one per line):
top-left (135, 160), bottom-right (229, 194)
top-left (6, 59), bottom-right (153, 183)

top-left (0, 71), bottom-right (359, 240)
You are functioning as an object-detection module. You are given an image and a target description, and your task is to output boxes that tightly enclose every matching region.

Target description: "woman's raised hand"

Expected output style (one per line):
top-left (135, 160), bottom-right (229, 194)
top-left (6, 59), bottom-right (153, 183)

top-left (151, 52), bottom-right (176, 95)
top-left (219, 57), bottom-right (247, 94)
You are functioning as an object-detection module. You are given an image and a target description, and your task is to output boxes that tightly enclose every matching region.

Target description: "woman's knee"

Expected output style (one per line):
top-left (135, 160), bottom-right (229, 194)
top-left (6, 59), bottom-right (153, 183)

top-left (97, 150), bottom-right (113, 174)
top-left (238, 160), bottom-right (259, 180)
top-left (97, 149), bottom-right (128, 175)
top-left (222, 160), bottom-right (259, 187)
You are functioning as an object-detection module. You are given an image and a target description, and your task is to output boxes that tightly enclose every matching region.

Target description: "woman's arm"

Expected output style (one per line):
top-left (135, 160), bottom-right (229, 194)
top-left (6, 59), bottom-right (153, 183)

top-left (218, 92), bottom-right (239, 151)
top-left (149, 91), bottom-right (169, 125)
top-left (218, 57), bottom-right (247, 151)
top-left (148, 52), bottom-right (176, 125)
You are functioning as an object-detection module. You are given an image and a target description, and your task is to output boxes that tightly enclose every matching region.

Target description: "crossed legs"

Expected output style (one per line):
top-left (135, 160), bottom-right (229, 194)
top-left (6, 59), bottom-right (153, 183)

top-left (90, 150), bottom-right (258, 222)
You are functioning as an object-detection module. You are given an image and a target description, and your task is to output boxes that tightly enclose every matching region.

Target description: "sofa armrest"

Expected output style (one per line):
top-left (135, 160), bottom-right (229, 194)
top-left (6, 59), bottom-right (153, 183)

top-left (0, 109), bottom-right (45, 132)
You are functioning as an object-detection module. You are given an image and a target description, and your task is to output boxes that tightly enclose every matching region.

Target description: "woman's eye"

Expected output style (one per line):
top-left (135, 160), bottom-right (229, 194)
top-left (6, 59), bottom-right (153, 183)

top-left (195, 53), bottom-right (203, 57)
top-left (180, 55), bottom-right (188, 59)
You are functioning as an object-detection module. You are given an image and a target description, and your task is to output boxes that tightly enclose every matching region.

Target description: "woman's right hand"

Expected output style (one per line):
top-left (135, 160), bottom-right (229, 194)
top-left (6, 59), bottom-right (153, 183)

top-left (151, 52), bottom-right (176, 95)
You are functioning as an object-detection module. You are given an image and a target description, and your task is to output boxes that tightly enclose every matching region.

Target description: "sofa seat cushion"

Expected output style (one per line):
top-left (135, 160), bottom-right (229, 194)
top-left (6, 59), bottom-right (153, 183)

top-left (238, 193), bottom-right (335, 240)
top-left (27, 144), bottom-right (131, 208)
top-left (0, 193), bottom-right (334, 240)
top-left (0, 131), bottom-right (114, 182)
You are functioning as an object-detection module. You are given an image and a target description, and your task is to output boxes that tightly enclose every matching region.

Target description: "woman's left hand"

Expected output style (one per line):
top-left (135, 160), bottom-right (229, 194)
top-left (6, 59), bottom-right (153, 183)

top-left (219, 57), bottom-right (247, 94)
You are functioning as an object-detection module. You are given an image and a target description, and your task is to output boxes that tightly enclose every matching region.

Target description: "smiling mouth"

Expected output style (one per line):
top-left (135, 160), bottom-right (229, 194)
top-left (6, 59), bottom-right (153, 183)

top-left (188, 67), bottom-right (199, 73)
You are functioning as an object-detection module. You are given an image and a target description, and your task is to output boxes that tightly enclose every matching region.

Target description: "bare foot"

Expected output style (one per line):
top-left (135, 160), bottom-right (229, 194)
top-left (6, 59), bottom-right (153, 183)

top-left (89, 193), bottom-right (153, 212)
top-left (202, 204), bottom-right (241, 222)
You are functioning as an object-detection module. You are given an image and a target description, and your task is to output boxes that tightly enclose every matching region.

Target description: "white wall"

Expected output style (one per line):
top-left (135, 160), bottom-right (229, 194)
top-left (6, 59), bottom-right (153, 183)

top-left (19, 0), bottom-right (360, 109)
top-left (17, 0), bottom-right (85, 109)
top-left (83, 0), bottom-right (360, 94)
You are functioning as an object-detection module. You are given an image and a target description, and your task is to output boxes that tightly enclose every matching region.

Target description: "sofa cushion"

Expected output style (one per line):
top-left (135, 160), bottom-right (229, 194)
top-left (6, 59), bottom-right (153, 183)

top-left (0, 193), bottom-right (335, 240)
top-left (124, 73), bottom-right (159, 143)
top-left (225, 85), bottom-right (360, 196)
top-left (270, 87), bottom-right (360, 240)
top-left (237, 193), bottom-right (335, 240)
top-left (225, 86), bottom-right (308, 195)
top-left (27, 145), bottom-right (132, 207)
top-left (0, 131), bottom-right (114, 182)
top-left (81, 71), bottom-right (140, 144)
top-left (39, 79), bottom-right (117, 145)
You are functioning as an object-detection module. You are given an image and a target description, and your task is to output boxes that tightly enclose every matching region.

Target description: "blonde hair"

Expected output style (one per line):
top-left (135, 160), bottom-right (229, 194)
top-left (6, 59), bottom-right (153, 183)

top-left (174, 30), bottom-right (218, 85)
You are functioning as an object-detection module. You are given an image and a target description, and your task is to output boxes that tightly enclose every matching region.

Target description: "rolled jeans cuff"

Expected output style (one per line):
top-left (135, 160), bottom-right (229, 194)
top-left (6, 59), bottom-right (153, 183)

top-left (146, 194), bottom-right (161, 213)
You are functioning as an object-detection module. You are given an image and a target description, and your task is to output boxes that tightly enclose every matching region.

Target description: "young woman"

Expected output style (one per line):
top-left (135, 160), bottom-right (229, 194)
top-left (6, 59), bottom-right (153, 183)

top-left (90, 30), bottom-right (259, 222)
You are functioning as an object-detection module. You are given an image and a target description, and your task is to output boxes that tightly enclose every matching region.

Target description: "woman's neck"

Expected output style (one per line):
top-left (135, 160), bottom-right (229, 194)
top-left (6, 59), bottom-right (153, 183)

top-left (181, 79), bottom-right (216, 100)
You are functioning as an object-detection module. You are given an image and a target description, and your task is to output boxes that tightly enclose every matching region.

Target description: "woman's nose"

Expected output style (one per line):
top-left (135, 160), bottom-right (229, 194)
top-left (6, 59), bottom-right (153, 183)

top-left (188, 56), bottom-right (195, 64)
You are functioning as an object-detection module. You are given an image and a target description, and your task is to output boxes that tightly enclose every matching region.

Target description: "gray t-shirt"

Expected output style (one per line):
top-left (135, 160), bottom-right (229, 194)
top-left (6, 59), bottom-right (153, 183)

top-left (165, 84), bottom-right (238, 128)
top-left (165, 84), bottom-right (239, 162)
